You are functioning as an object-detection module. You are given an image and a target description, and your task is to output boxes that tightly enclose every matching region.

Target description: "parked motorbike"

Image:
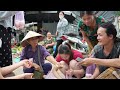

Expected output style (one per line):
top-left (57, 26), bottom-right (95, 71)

top-left (60, 33), bottom-right (89, 54)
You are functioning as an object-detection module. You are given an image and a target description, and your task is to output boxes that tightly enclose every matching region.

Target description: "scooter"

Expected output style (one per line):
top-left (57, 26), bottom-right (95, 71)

top-left (61, 33), bottom-right (89, 54)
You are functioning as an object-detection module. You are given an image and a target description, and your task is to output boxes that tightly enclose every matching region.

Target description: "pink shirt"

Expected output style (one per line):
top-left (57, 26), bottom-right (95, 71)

top-left (56, 50), bottom-right (83, 64)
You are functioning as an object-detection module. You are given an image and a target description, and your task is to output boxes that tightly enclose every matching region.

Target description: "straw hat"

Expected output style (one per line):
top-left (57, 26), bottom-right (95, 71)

top-left (21, 31), bottom-right (44, 47)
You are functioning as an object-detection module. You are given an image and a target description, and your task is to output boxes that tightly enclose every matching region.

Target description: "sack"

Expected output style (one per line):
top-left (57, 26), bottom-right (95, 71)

top-left (33, 70), bottom-right (44, 79)
top-left (44, 70), bottom-right (57, 79)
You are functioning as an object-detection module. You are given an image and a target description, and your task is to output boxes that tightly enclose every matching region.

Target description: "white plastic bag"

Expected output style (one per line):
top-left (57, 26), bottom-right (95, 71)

top-left (0, 38), bottom-right (2, 48)
top-left (44, 70), bottom-right (57, 79)
top-left (14, 11), bottom-right (25, 30)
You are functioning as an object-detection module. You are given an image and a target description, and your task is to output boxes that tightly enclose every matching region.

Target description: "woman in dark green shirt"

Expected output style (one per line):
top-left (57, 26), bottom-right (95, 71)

top-left (78, 11), bottom-right (105, 53)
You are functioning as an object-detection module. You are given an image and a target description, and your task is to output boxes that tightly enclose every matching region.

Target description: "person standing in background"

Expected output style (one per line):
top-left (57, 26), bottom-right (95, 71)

top-left (53, 11), bottom-right (68, 58)
top-left (0, 11), bottom-right (25, 67)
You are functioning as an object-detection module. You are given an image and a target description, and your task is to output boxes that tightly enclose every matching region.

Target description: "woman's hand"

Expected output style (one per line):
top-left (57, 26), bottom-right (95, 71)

top-left (22, 59), bottom-right (33, 68)
top-left (55, 62), bottom-right (63, 68)
top-left (45, 44), bottom-right (49, 48)
top-left (77, 58), bottom-right (94, 66)
top-left (33, 63), bottom-right (40, 71)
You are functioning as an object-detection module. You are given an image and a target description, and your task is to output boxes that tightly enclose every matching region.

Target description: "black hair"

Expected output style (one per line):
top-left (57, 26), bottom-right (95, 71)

top-left (37, 29), bottom-right (42, 34)
top-left (59, 11), bottom-right (64, 15)
top-left (80, 11), bottom-right (94, 18)
top-left (58, 42), bottom-right (73, 61)
top-left (100, 21), bottom-right (120, 42)
top-left (37, 28), bottom-right (49, 36)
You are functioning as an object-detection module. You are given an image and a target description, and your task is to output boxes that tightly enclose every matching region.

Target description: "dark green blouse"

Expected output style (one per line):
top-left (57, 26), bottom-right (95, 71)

top-left (78, 16), bottom-right (105, 47)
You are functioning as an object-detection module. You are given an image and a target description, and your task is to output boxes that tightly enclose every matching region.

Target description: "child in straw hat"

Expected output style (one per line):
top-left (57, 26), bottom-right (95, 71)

top-left (20, 31), bottom-right (62, 75)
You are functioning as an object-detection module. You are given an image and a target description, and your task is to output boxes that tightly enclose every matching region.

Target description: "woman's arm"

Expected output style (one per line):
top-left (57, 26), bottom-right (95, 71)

top-left (45, 42), bottom-right (55, 48)
top-left (32, 63), bottom-right (40, 71)
top-left (55, 31), bottom-right (58, 36)
top-left (46, 55), bottom-right (58, 66)
top-left (80, 30), bottom-right (94, 50)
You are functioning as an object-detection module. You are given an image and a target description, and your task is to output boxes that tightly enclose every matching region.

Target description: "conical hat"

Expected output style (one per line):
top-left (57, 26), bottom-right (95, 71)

top-left (21, 31), bottom-right (44, 47)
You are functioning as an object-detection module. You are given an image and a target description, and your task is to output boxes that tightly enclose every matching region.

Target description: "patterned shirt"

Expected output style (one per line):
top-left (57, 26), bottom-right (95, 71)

top-left (78, 16), bottom-right (105, 47)
top-left (44, 37), bottom-right (55, 48)
top-left (56, 17), bottom-right (68, 40)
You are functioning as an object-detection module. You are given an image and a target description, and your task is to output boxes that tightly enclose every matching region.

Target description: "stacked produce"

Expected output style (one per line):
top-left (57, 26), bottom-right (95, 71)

top-left (12, 46), bottom-right (23, 63)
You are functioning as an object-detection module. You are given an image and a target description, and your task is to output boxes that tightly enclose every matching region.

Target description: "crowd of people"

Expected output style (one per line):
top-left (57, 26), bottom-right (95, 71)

top-left (0, 11), bottom-right (120, 79)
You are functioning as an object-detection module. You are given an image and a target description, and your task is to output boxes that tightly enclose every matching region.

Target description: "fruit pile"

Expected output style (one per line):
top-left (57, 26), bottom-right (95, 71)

top-left (12, 46), bottom-right (23, 63)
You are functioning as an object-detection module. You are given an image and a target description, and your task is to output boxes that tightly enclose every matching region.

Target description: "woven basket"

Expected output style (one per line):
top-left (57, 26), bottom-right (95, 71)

top-left (96, 67), bottom-right (120, 79)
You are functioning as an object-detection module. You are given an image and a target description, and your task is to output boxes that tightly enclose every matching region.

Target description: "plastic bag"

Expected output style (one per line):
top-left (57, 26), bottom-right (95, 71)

top-left (14, 11), bottom-right (25, 30)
